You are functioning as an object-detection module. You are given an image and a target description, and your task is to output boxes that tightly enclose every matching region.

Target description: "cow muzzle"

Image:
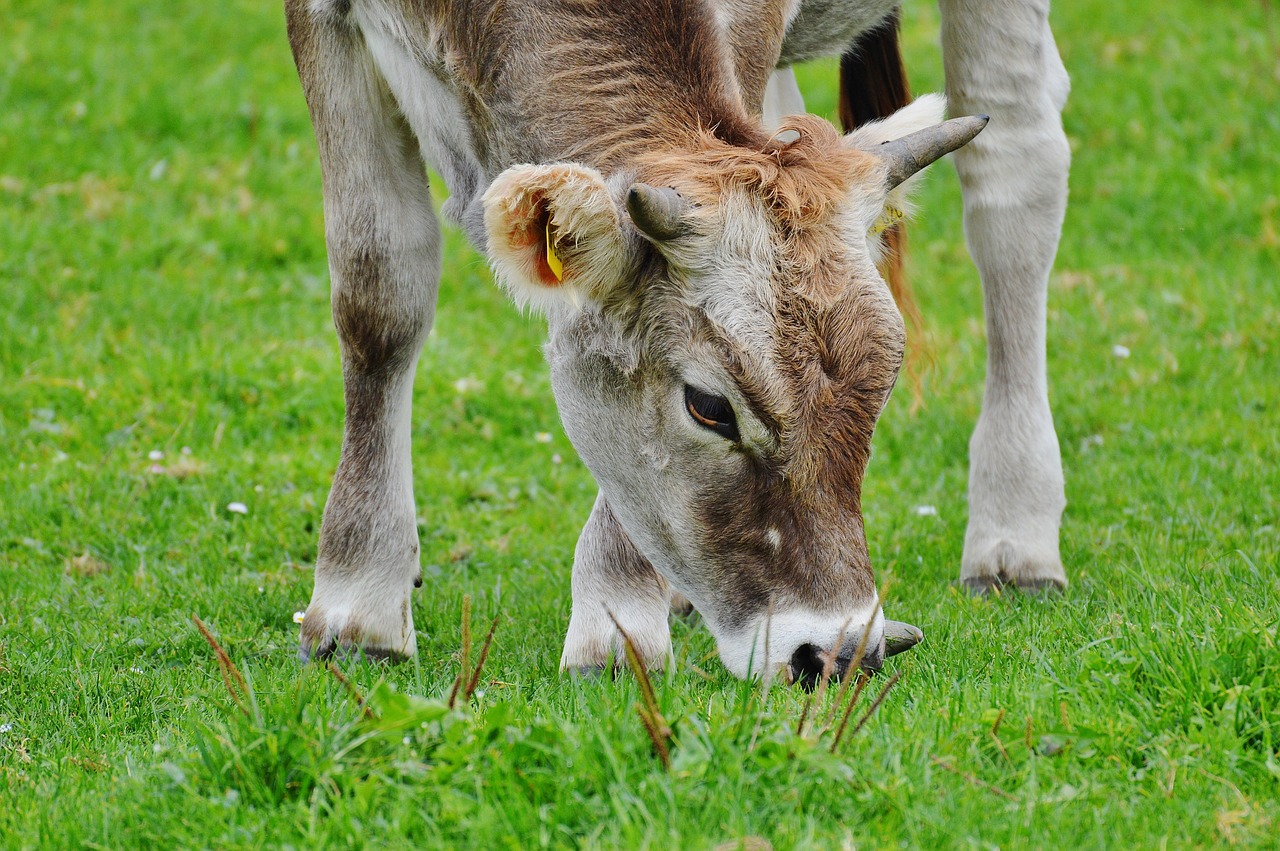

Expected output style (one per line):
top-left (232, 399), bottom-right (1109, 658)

top-left (787, 618), bottom-right (923, 690)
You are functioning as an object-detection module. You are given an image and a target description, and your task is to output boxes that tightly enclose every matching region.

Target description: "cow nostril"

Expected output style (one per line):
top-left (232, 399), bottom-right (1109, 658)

top-left (789, 643), bottom-right (846, 692)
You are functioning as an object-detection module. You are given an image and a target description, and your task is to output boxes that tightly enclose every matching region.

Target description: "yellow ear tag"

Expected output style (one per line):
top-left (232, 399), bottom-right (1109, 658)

top-left (870, 205), bottom-right (905, 236)
top-left (545, 220), bottom-right (564, 282)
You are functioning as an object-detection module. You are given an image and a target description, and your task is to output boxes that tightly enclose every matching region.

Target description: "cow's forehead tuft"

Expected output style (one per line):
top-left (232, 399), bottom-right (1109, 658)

top-left (636, 115), bottom-right (876, 228)
top-left (637, 116), bottom-right (879, 308)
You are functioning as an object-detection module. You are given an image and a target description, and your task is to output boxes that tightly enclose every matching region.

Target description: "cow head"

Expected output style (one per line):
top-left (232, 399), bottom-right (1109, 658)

top-left (483, 95), bottom-right (984, 681)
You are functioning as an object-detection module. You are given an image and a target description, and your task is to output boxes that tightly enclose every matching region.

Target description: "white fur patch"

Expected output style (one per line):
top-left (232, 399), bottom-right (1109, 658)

top-left (845, 92), bottom-right (948, 149)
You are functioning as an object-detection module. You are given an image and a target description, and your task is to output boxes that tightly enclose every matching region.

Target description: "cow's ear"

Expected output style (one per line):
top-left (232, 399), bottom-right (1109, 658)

top-left (843, 93), bottom-right (949, 229)
top-left (483, 163), bottom-right (630, 315)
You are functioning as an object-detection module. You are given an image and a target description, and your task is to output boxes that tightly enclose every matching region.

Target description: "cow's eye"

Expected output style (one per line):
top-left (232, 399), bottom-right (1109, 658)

top-left (684, 385), bottom-right (740, 442)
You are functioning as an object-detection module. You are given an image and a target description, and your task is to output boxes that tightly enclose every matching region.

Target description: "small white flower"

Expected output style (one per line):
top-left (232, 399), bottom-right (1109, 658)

top-left (534, 432), bottom-right (553, 444)
top-left (402, 736), bottom-right (412, 746)
top-left (1112, 344), bottom-right (1131, 359)
top-left (148, 449), bottom-right (164, 461)
top-left (181, 446), bottom-right (192, 456)
top-left (551, 454), bottom-right (562, 465)
top-left (226, 502), bottom-right (249, 515)
top-left (0, 723), bottom-right (12, 734)
top-left (453, 376), bottom-right (482, 394)
top-left (293, 611), bottom-right (306, 624)
top-left (914, 505), bottom-right (938, 517)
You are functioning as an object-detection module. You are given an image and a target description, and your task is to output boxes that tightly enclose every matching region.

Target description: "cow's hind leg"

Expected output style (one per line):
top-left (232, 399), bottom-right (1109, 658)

top-left (287, 2), bottom-right (440, 658)
top-left (561, 495), bottom-right (672, 674)
top-left (938, 0), bottom-right (1070, 592)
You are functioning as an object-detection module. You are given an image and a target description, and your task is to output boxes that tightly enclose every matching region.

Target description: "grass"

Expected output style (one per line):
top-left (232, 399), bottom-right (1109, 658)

top-left (1, 0), bottom-right (1277, 847)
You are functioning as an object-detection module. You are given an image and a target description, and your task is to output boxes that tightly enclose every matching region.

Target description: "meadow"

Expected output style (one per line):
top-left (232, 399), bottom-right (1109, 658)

top-left (1, 0), bottom-right (1277, 847)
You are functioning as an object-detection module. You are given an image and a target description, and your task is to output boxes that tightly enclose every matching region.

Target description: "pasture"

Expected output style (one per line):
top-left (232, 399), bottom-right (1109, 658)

top-left (1, 0), bottom-right (1277, 847)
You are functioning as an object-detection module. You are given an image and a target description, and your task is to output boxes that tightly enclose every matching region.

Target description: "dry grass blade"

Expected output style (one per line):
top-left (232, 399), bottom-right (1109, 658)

top-left (795, 693), bottom-right (814, 737)
top-left (607, 610), bottom-right (672, 769)
top-left (191, 614), bottom-right (249, 717)
top-left (813, 619), bottom-right (850, 704)
top-left (990, 708), bottom-right (1011, 764)
top-left (931, 756), bottom-right (1018, 801)
top-left (829, 671), bottom-right (871, 752)
top-left (635, 704), bottom-right (672, 771)
top-left (447, 595), bottom-right (473, 709)
top-left (327, 663), bottom-right (375, 721)
top-left (463, 613), bottom-right (501, 701)
top-left (843, 597), bottom-right (880, 675)
top-left (796, 619), bottom-right (849, 737)
top-left (847, 670), bottom-right (902, 740)
top-left (823, 597), bottom-right (881, 728)
top-left (607, 610), bottom-right (660, 720)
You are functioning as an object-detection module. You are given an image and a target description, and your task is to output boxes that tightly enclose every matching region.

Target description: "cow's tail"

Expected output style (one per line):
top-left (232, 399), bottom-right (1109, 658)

top-left (838, 11), bottom-right (930, 398)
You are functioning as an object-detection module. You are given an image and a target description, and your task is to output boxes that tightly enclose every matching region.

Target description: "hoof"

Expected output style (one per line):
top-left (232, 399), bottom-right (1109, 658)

top-left (297, 606), bottom-right (415, 664)
top-left (298, 639), bottom-right (407, 664)
top-left (961, 575), bottom-right (1066, 597)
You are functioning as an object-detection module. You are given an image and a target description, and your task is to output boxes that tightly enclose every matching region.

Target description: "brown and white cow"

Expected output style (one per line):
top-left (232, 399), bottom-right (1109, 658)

top-left (285, 0), bottom-right (1071, 684)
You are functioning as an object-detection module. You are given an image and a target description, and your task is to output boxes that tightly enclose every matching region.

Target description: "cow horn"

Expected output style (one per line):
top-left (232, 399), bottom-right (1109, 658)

top-left (879, 114), bottom-right (989, 190)
top-left (626, 183), bottom-right (689, 241)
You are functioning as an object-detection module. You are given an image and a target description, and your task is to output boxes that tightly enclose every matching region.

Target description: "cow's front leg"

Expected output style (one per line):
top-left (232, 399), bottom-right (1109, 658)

top-left (288, 3), bottom-right (440, 659)
top-left (561, 495), bottom-right (673, 674)
top-left (939, 0), bottom-right (1071, 592)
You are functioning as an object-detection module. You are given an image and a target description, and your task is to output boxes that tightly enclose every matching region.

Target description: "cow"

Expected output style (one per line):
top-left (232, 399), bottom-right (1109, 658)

top-left (284, 0), bottom-right (1071, 685)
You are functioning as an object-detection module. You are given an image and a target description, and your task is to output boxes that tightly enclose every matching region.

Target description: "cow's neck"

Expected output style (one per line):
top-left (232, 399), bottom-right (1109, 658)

top-left (437, 0), bottom-right (768, 174)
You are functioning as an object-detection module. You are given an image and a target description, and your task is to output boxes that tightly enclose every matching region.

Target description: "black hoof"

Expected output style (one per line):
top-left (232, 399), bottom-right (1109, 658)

top-left (961, 575), bottom-right (1065, 597)
top-left (299, 639), bottom-right (403, 664)
top-left (565, 664), bottom-right (608, 680)
top-left (1017, 577), bottom-right (1066, 595)
top-left (962, 576), bottom-right (1003, 596)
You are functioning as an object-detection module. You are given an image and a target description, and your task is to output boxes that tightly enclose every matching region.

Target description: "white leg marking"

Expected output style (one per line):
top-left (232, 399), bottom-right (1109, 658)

top-left (561, 495), bottom-right (673, 672)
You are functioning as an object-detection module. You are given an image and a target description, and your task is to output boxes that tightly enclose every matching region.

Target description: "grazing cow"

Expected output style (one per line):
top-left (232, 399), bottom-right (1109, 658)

top-left (285, 0), bottom-right (1071, 683)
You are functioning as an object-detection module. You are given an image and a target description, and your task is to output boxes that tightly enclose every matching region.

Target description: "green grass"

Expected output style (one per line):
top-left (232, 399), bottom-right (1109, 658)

top-left (2, 0), bottom-right (1278, 847)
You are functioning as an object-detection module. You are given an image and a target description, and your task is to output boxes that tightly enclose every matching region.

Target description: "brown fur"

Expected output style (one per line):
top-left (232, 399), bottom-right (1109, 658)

top-left (712, 0), bottom-right (793, 115)
top-left (638, 116), bottom-right (879, 304)
top-left (421, 0), bottom-right (762, 171)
